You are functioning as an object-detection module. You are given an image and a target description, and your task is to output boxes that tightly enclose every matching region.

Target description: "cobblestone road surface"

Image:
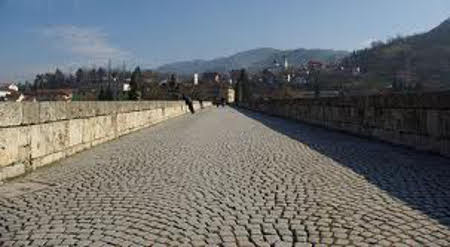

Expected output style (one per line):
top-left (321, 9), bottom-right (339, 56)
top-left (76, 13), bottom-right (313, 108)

top-left (1, 107), bottom-right (450, 247)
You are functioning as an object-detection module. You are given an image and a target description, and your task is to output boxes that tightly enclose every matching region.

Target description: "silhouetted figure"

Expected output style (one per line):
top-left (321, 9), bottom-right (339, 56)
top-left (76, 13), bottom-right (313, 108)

top-left (221, 97), bottom-right (226, 107)
top-left (199, 99), bottom-right (204, 109)
top-left (182, 94), bottom-right (195, 114)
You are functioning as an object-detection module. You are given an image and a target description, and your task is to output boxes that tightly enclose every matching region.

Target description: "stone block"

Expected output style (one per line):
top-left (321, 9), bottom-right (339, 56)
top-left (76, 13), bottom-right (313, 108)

top-left (136, 111), bottom-right (150, 127)
top-left (143, 110), bottom-right (152, 125)
top-left (92, 115), bottom-right (114, 140)
top-left (91, 102), bottom-right (111, 116)
top-left (66, 102), bottom-right (95, 119)
top-left (164, 107), bottom-right (173, 118)
top-left (132, 102), bottom-right (142, 112)
top-left (0, 102), bottom-right (22, 127)
top-left (114, 102), bottom-right (126, 114)
top-left (135, 111), bottom-right (145, 127)
top-left (149, 108), bottom-right (164, 125)
top-left (105, 102), bottom-right (118, 115)
top-left (116, 112), bottom-right (129, 135)
top-left (118, 102), bottom-right (130, 112)
top-left (0, 128), bottom-right (19, 167)
top-left (21, 102), bottom-right (39, 125)
top-left (426, 110), bottom-right (440, 138)
top-left (68, 119), bottom-right (84, 147)
top-left (31, 121), bottom-right (68, 159)
top-left (82, 118), bottom-right (95, 144)
top-left (126, 112), bottom-right (138, 130)
top-left (149, 101), bottom-right (161, 110)
top-left (0, 127), bottom-right (30, 167)
top-left (39, 102), bottom-right (68, 123)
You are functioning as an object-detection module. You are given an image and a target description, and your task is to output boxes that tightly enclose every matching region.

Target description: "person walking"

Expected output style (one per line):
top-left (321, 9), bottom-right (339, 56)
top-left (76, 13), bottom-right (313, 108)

top-left (182, 94), bottom-right (195, 114)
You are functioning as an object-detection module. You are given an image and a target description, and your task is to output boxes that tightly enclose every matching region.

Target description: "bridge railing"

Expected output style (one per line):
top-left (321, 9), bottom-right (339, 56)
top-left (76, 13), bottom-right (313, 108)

top-left (0, 100), bottom-right (211, 182)
top-left (238, 92), bottom-right (450, 158)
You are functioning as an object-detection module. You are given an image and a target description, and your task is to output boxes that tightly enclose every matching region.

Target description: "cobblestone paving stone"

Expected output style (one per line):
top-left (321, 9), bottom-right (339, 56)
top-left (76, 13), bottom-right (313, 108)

top-left (1, 107), bottom-right (450, 247)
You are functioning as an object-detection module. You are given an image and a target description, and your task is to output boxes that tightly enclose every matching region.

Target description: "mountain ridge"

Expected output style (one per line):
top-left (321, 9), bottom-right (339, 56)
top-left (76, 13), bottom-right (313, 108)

top-left (156, 47), bottom-right (349, 74)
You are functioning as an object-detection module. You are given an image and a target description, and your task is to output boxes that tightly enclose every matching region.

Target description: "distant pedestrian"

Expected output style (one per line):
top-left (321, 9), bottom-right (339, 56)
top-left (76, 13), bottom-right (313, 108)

top-left (182, 94), bottom-right (195, 114)
top-left (220, 97), bottom-right (226, 107)
top-left (199, 99), bottom-right (204, 109)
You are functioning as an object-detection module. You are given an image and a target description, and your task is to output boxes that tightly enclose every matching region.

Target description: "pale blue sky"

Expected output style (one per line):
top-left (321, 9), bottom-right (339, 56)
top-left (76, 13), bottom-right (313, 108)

top-left (0, 0), bottom-right (449, 82)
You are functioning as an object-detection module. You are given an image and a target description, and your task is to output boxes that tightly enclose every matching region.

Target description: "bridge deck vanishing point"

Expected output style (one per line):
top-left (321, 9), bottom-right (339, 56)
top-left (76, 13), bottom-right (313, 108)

top-left (0, 107), bottom-right (449, 247)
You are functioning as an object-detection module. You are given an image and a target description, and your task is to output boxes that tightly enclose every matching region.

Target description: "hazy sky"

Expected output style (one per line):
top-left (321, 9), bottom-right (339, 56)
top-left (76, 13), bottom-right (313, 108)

top-left (1, 0), bottom-right (449, 82)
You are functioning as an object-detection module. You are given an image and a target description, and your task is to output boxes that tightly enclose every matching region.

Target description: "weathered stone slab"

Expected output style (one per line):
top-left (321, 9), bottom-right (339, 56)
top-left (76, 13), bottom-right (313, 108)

top-left (66, 101), bottom-right (96, 119)
top-left (92, 115), bottom-right (114, 141)
top-left (0, 127), bottom-right (30, 167)
top-left (0, 103), bottom-right (22, 127)
top-left (30, 121), bottom-right (68, 159)
top-left (68, 119), bottom-right (83, 147)
top-left (21, 102), bottom-right (39, 125)
top-left (39, 102), bottom-right (68, 123)
top-left (82, 118), bottom-right (95, 144)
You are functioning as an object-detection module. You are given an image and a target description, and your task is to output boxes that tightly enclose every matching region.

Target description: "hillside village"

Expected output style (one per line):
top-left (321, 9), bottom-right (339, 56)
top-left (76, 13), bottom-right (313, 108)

top-left (0, 58), bottom-right (358, 103)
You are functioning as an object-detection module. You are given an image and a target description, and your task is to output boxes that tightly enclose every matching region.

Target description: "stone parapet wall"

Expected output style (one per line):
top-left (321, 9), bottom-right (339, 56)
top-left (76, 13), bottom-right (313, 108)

top-left (239, 93), bottom-right (450, 158)
top-left (0, 101), bottom-right (211, 182)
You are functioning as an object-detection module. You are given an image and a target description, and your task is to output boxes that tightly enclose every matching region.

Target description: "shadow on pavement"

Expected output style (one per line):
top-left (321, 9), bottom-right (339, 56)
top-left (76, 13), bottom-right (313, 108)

top-left (233, 106), bottom-right (450, 228)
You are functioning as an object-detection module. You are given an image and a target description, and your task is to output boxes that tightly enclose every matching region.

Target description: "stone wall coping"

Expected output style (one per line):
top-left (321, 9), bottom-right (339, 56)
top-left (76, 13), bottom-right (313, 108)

top-left (254, 92), bottom-right (450, 109)
top-left (0, 100), bottom-right (188, 128)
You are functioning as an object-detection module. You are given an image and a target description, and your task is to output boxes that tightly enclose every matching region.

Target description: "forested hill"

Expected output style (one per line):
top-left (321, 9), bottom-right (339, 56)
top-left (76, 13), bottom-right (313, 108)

top-left (341, 18), bottom-right (450, 91)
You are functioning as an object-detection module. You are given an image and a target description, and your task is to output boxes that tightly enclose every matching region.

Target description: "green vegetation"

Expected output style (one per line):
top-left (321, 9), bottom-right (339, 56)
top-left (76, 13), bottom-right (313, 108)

top-left (128, 67), bottom-right (142, 100)
top-left (341, 18), bottom-right (450, 92)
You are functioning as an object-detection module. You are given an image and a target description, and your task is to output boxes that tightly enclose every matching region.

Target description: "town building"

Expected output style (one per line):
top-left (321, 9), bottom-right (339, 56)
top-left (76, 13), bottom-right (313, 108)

top-left (23, 89), bottom-right (73, 101)
top-left (0, 84), bottom-right (23, 101)
top-left (308, 60), bottom-right (324, 70)
top-left (201, 72), bottom-right (221, 83)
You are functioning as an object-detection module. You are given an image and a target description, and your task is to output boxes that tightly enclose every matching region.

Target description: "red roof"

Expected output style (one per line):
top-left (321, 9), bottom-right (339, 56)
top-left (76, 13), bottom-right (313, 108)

top-left (308, 60), bottom-right (323, 65)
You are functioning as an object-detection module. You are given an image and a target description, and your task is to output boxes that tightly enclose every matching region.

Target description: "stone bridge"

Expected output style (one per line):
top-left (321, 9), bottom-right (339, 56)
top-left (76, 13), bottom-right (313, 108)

top-left (0, 106), bottom-right (449, 246)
